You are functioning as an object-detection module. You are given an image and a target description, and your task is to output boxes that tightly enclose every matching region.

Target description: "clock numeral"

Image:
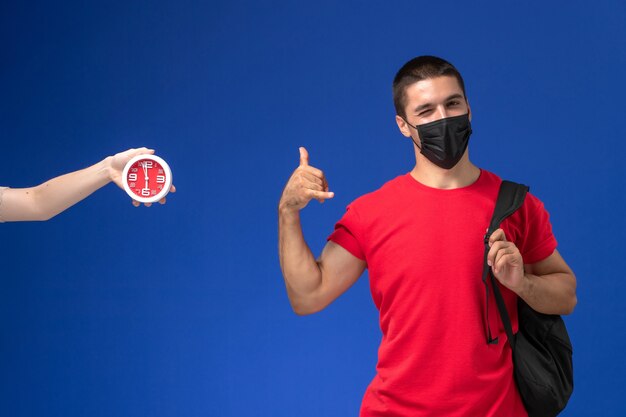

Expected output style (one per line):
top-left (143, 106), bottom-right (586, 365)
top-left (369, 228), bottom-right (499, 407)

top-left (131, 168), bottom-right (138, 173)
top-left (128, 173), bottom-right (137, 181)
top-left (152, 190), bottom-right (157, 195)
top-left (156, 175), bottom-right (165, 184)
top-left (158, 169), bottom-right (164, 174)
top-left (141, 189), bottom-right (151, 196)
top-left (130, 182), bottom-right (136, 187)
top-left (144, 161), bottom-right (153, 168)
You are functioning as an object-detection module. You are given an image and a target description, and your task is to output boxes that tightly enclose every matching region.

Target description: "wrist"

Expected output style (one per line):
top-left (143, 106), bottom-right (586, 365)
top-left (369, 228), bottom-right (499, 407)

top-left (517, 273), bottom-right (534, 299)
top-left (278, 203), bottom-right (300, 222)
top-left (101, 156), bottom-right (115, 183)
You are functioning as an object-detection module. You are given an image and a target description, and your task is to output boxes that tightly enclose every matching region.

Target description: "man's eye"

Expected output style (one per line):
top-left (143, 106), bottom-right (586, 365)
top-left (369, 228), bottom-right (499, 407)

top-left (447, 101), bottom-right (460, 107)
top-left (419, 109), bottom-right (432, 116)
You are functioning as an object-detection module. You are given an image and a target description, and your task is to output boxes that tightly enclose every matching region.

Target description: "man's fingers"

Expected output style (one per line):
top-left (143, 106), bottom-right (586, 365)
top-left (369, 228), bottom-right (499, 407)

top-left (300, 171), bottom-right (324, 187)
top-left (487, 241), bottom-right (512, 267)
top-left (302, 178), bottom-right (325, 192)
top-left (494, 246), bottom-right (517, 271)
top-left (488, 228), bottom-right (507, 246)
top-left (281, 147), bottom-right (335, 211)
top-left (494, 253), bottom-right (520, 274)
top-left (301, 164), bottom-right (325, 179)
top-left (299, 147), bottom-right (309, 167)
top-left (306, 189), bottom-right (334, 201)
top-left (296, 163), bottom-right (327, 186)
top-left (488, 239), bottom-right (522, 275)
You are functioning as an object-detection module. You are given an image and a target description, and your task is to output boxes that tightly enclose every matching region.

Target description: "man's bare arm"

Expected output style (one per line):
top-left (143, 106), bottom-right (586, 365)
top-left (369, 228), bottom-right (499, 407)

top-left (278, 147), bottom-right (366, 315)
top-left (521, 250), bottom-right (577, 315)
top-left (488, 229), bottom-right (577, 315)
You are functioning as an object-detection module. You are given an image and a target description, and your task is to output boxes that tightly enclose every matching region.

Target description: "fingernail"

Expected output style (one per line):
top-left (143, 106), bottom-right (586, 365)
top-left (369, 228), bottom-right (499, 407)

top-left (487, 260), bottom-right (492, 267)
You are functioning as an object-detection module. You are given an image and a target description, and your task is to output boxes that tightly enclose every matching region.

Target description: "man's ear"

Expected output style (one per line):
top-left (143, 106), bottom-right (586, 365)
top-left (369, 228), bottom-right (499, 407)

top-left (467, 101), bottom-right (472, 122)
top-left (395, 115), bottom-right (412, 138)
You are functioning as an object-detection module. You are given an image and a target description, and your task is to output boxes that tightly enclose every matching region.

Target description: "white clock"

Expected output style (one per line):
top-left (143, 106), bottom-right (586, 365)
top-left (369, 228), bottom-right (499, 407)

top-left (122, 154), bottom-right (173, 204)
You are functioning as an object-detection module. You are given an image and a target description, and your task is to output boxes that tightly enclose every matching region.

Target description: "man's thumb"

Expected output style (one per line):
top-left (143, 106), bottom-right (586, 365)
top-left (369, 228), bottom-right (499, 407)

top-left (299, 147), bottom-right (309, 166)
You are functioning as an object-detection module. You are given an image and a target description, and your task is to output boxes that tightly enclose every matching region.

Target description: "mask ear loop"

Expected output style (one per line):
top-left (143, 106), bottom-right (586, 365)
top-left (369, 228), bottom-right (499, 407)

top-left (402, 118), bottom-right (423, 151)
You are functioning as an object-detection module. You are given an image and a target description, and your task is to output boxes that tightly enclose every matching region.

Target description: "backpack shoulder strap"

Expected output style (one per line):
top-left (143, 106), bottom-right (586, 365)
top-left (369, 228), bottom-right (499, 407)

top-left (482, 180), bottom-right (529, 346)
top-left (487, 180), bottom-right (529, 236)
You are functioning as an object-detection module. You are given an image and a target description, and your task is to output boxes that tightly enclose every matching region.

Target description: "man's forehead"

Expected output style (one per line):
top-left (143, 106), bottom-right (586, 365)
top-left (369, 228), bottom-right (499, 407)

top-left (405, 76), bottom-right (465, 101)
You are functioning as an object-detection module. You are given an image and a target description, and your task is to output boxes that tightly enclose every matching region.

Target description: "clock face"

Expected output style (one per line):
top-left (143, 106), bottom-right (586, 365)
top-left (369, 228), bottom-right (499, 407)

top-left (122, 154), bottom-right (173, 203)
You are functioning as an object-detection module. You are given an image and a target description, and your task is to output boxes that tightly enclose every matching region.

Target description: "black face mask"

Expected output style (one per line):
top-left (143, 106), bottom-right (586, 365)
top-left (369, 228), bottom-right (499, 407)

top-left (406, 113), bottom-right (472, 170)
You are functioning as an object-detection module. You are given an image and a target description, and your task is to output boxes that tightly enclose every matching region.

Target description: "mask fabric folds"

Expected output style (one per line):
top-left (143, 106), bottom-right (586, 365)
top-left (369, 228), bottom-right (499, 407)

top-left (410, 113), bottom-right (472, 169)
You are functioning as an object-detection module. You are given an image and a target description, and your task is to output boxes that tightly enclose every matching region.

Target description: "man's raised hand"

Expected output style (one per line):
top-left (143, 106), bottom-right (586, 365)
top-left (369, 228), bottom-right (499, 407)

top-left (279, 147), bottom-right (334, 213)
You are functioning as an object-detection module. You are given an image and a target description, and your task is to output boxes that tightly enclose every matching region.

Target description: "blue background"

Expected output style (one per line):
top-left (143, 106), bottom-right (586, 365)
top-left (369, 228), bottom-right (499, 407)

top-left (1, 1), bottom-right (624, 416)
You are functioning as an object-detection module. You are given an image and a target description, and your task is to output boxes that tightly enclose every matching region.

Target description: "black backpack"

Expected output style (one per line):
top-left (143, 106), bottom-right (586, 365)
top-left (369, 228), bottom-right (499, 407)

top-left (482, 180), bottom-right (574, 417)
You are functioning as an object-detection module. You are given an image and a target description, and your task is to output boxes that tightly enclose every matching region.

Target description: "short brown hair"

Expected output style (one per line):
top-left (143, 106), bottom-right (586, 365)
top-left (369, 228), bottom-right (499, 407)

top-left (392, 56), bottom-right (466, 118)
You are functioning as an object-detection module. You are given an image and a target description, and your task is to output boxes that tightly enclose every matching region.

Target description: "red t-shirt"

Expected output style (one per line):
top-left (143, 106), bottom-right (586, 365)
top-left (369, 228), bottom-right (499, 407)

top-left (328, 170), bottom-right (557, 417)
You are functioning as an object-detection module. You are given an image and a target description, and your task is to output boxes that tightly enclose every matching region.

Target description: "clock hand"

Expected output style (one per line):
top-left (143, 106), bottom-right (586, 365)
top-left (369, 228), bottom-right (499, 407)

top-left (143, 163), bottom-right (150, 191)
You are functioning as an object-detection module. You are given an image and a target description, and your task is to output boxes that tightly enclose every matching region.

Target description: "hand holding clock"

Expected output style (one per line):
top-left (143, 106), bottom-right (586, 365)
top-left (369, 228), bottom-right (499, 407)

top-left (0, 147), bottom-right (176, 222)
top-left (109, 147), bottom-right (176, 207)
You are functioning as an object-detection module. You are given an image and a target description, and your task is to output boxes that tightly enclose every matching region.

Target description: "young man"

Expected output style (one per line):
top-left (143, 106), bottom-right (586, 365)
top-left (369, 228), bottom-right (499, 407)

top-left (0, 147), bottom-right (175, 222)
top-left (278, 56), bottom-right (577, 416)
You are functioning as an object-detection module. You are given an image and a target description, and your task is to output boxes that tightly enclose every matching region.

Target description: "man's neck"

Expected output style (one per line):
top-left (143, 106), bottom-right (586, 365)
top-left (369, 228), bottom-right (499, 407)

top-left (409, 155), bottom-right (481, 190)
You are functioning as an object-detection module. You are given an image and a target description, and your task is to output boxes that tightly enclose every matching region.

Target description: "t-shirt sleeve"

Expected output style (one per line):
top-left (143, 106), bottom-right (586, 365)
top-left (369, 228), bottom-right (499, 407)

top-left (518, 192), bottom-right (558, 265)
top-left (327, 204), bottom-right (366, 261)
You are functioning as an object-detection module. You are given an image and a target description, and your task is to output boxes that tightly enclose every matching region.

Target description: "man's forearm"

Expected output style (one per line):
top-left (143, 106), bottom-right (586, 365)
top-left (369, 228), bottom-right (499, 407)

top-left (278, 207), bottom-right (324, 310)
top-left (519, 272), bottom-right (577, 315)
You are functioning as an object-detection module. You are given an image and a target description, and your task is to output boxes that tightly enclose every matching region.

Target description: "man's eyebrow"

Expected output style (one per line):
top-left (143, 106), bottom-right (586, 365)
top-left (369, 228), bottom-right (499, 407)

top-left (412, 93), bottom-right (465, 114)
top-left (413, 102), bottom-right (433, 114)
top-left (445, 93), bottom-right (465, 102)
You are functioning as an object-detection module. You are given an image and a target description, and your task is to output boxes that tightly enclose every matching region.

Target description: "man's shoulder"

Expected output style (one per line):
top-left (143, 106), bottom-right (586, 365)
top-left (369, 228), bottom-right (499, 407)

top-left (483, 170), bottom-right (548, 209)
top-left (349, 174), bottom-right (409, 209)
top-left (479, 168), bottom-right (501, 182)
